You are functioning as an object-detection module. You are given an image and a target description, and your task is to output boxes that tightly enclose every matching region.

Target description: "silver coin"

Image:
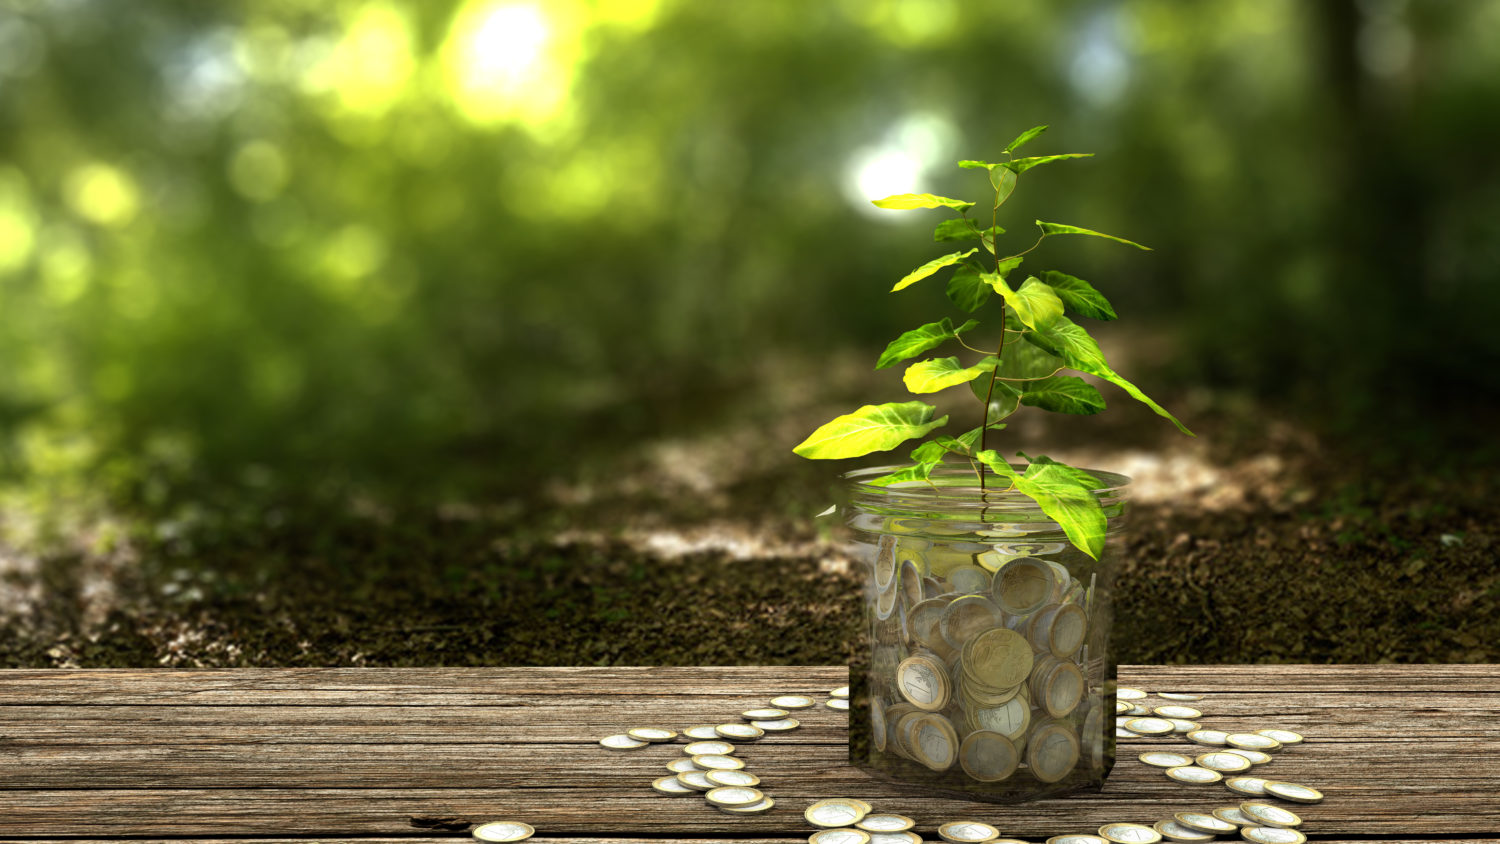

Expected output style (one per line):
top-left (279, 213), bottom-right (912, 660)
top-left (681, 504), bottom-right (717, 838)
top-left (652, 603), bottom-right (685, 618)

top-left (937, 820), bottom-right (1001, 842)
top-left (1239, 827), bottom-right (1306, 844)
top-left (715, 723), bottom-right (765, 740)
top-left (742, 708), bottom-right (789, 720)
top-left (1165, 765), bottom-right (1223, 784)
top-left (683, 725), bottom-right (721, 740)
top-left (831, 685), bottom-right (851, 698)
top-left (691, 754), bottom-right (744, 771)
top-left (1153, 705), bottom-right (1202, 719)
top-left (1225, 776), bottom-right (1270, 796)
top-left (1157, 692), bottom-right (1205, 701)
top-left (626, 727), bottom-right (677, 742)
top-left (683, 740), bottom-right (735, 756)
top-left (1239, 802), bottom-right (1302, 828)
top-left (770, 694), bottom-right (816, 709)
top-left (472, 821), bottom-right (535, 842)
top-left (827, 698), bottom-right (850, 710)
top-left (1256, 728), bottom-right (1304, 745)
top-left (1263, 781), bottom-right (1324, 804)
top-left (598, 734), bottom-right (647, 750)
top-left (1197, 752), bottom-right (1253, 773)
top-left (947, 564), bottom-right (992, 594)
top-left (1125, 704), bottom-right (1152, 716)
top-left (1168, 719), bottom-right (1200, 733)
top-left (753, 717), bottom-right (801, 731)
top-left (1115, 726), bottom-right (1139, 737)
top-left (675, 770), bottom-right (714, 791)
top-left (805, 798), bottom-right (869, 827)
top-left (706, 769), bottom-right (760, 787)
top-left (1173, 812), bottom-right (1238, 834)
top-left (1213, 808), bottom-right (1254, 826)
top-left (1116, 687), bottom-right (1147, 700)
top-left (809, 830), bottom-right (872, 844)
top-left (959, 729), bottom-right (1019, 782)
top-left (867, 833), bottom-right (922, 844)
top-left (1115, 701), bottom-right (1131, 714)
top-left (1124, 717), bottom-right (1174, 736)
top-left (1225, 748), bottom-right (1271, 765)
top-left (666, 757), bottom-right (699, 773)
top-left (1226, 733), bottom-right (1281, 752)
top-left (1153, 821), bottom-right (1213, 842)
top-left (651, 775), bottom-right (694, 795)
top-left (1186, 729), bottom-right (1229, 746)
top-left (705, 786), bottom-right (763, 807)
top-left (1098, 822), bottom-right (1162, 844)
top-left (1049, 837), bottom-right (1110, 844)
top-left (1138, 751), bottom-right (1193, 768)
top-left (719, 796), bottom-right (775, 814)
top-left (858, 814), bottom-right (917, 832)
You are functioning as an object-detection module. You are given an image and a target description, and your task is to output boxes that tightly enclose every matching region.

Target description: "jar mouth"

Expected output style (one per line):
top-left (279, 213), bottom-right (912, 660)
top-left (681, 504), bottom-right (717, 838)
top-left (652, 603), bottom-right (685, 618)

top-left (843, 461), bottom-right (1130, 502)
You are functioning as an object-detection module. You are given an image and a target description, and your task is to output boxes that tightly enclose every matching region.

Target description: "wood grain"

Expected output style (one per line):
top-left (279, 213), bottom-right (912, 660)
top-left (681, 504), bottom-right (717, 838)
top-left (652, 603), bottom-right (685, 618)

top-left (0, 665), bottom-right (1494, 841)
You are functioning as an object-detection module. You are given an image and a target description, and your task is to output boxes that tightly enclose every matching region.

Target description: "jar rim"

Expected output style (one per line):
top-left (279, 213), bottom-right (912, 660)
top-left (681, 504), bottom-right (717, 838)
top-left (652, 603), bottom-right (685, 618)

top-left (843, 461), bottom-right (1131, 501)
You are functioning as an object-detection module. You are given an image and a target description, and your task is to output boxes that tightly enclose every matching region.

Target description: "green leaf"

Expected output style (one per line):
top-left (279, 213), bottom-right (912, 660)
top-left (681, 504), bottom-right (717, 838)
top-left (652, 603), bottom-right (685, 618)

top-left (1026, 317), bottom-right (1193, 435)
top-left (903, 356), bottom-right (998, 394)
top-left (1022, 455), bottom-right (1102, 490)
top-left (994, 341), bottom-right (1065, 381)
top-left (934, 219), bottom-right (1004, 243)
top-left (1004, 125), bottom-right (1049, 153)
top-left (872, 193), bottom-right (975, 212)
top-left (867, 462), bottom-right (936, 487)
top-left (956, 425), bottom-right (999, 452)
top-left (1013, 462), bottom-right (1107, 559)
top-left (892, 248), bottom-right (977, 292)
top-left (1019, 375), bottom-right (1106, 414)
top-left (975, 449), bottom-right (1021, 481)
top-left (957, 159), bottom-right (992, 170)
top-left (1042, 270), bottom-right (1116, 320)
top-left (995, 255), bottom-right (1024, 278)
top-left (967, 378), bottom-right (1021, 424)
top-left (1007, 276), bottom-right (1064, 330)
top-left (1097, 370), bottom-right (1195, 436)
top-left (946, 265), bottom-right (991, 313)
top-left (992, 167), bottom-right (1017, 204)
top-left (793, 401), bottom-right (949, 459)
top-left (1035, 220), bottom-right (1151, 251)
top-left (1000, 153), bottom-right (1094, 173)
top-left (875, 317), bottom-right (979, 370)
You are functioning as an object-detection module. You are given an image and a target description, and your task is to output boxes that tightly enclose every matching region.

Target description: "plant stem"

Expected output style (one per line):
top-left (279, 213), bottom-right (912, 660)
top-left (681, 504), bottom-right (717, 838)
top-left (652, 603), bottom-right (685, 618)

top-left (978, 180), bottom-right (1008, 491)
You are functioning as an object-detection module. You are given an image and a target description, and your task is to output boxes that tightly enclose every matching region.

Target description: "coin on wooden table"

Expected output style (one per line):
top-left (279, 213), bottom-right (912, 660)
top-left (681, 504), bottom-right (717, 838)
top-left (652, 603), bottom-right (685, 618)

top-left (627, 727), bottom-right (677, 742)
top-left (599, 734), bottom-right (647, 750)
top-left (771, 695), bottom-right (817, 709)
top-left (472, 821), bottom-right (535, 842)
top-left (715, 723), bottom-right (765, 740)
top-left (1153, 705), bottom-right (1202, 719)
top-left (1028, 719), bottom-right (1081, 783)
top-left (1157, 692), bottom-right (1205, 701)
top-left (1226, 733), bottom-right (1281, 752)
top-left (1239, 803), bottom-right (1302, 828)
top-left (805, 798), bottom-right (870, 827)
top-left (684, 740), bottom-right (734, 756)
top-left (1173, 812), bottom-right (1239, 835)
top-left (1124, 717), bottom-right (1175, 736)
top-left (754, 717), bottom-right (801, 731)
top-left (1225, 749), bottom-right (1271, 765)
top-left (1124, 704), bottom-right (1151, 716)
top-left (706, 769), bottom-right (760, 787)
top-left (1152, 821), bottom-right (1213, 842)
top-left (1098, 822), bottom-right (1162, 844)
top-left (848, 798), bottom-right (875, 814)
top-left (832, 685), bottom-right (850, 698)
top-left (1239, 828), bottom-right (1305, 844)
top-left (1196, 751), bottom-right (1253, 773)
top-left (1263, 781), bottom-right (1323, 804)
top-left (941, 595), bottom-right (1006, 649)
top-left (1139, 751), bottom-right (1194, 768)
top-left (1117, 687), bottom-right (1147, 700)
top-left (827, 698), bottom-right (850, 710)
top-left (692, 754), bottom-right (744, 771)
top-left (964, 627), bottom-right (1034, 690)
top-left (1165, 765), bottom-right (1223, 784)
top-left (809, 830), bottom-right (872, 844)
top-left (858, 814), bottom-right (917, 832)
top-left (1049, 837), bottom-right (1109, 844)
top-left (1115, 701), bottom-right (1131, 714)
top-left (991, 557), bottom-right (1057, 615)
top-left (1168, 719), bottom-right (1200, 734)
top-left (1225, 776), bottom-right (1270, 796)
top-left (705, 786), bottom-right (764, 807)
top-left (1256, 729), bottom-right (1303, 745)
top-left (719, 796), bottom-right (775, 814)
top-left (1186, 729), bottom-right (1229, 746)
top-left (675, 770), bottom-right (715, 791)
top-left (1116, 726), bottom-right (1138, 737)
top-left (959, 729), bottom-right (1019, 782)
top-left (866, 833), bottom-right (922, 844)
top-left (683, 725), bottom-right (721, 740)
top-left (896, 654), bottom-right (950, 711)
top-left (666, 758), bottom-right (699, 773)
top-left (742, 708), bottom-right (788, 720)
top-left (937, 820), bottom-right (1002, 842)
top-left (1213, 808), bottom-right (1254, 826)
top-left (652, 775), bottom-right (694, 795)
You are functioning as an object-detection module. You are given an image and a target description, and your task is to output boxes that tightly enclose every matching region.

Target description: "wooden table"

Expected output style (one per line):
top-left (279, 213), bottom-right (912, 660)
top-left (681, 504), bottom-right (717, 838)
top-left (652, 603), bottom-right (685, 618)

top-left (0, 665), bottom-right (1494, 843)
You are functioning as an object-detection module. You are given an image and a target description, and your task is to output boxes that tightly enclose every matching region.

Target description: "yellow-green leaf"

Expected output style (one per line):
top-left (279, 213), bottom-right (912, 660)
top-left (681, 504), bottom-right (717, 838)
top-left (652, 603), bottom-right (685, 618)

top-left (793, 401), bottom-right (948, 459)
top-left (1008, 276), bottom-right (1064, 330)
top-left (892, 248), bottom-right (977, 292)
top-left (1035, 220), bottom-right (1151, 250)
top-left (946, 265), bottom-right (991, 313)
top-left (872, 193), bottom-right (975, 212)
top-left (1000, 153), bottom-right (1094, 173)
top-left (1042, 270), bottom-right (1116, 320)
top-left (1019, 375), bottom-right (1106, 414)
top-left (903, 356), bottom-right (998, 394)
top-left (1013, 462), bottom-right (1107, 559)
top-left (875, 317), bottom-right (979, 369)
top-left (1004, 125), bottom-right (1049, 153)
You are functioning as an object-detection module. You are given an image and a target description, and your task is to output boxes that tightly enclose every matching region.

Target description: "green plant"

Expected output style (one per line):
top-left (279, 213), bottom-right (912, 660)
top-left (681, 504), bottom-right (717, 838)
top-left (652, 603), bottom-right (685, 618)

top-left (794, 125), bottom-right (1192, 559)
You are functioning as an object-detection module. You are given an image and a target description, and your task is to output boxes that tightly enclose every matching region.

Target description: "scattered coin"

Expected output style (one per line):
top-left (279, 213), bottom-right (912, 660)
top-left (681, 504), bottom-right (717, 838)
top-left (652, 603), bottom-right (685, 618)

top-left (1116, 726), bottom-right (1139, 737)
top-left (1238, 827), bottom-right (1306, 844)
top-left (1139, 751), bottom-right (1194, 768)
top-left (683, 725), bottom-right (721, 740)
top-left (1157, 692), bottom-right (1205, 701)
top-left (651, 775), bottom-right (694, 796)
top-left (599, 734), bottom-right (647, 750)
top-left (805, 798), bottom-right (870, 828)
top-left (666, 758), bottom-right (699, 773)
top-left (1125, 717), bottom-right (1174, 736)
top-left (937, 820), bottom-right (1002, 842)
top-left (1125, 704), bottom-right (1152, 716)
top-left (683, 741), bottom-right (735, 756)
top-left (472, 821), bottom-right (535, 842)
top-left (1225, 748), bottom-right (1271, 765)
top-left (754, 718), bottom-right (801, 731)
top-left (1168, 719), bottom-right (1200, 734)
top-left (866, 833), bottom-right (922, 844)
top-left (959, 729), bottom-right (1019, 782)
top-left (831, 685), bottom-right (850, 698)
top-left (1226, 733), bottom-right (1281, 752)
top-left (847, 798), bottom-right (875, 814)
top-left (1049, 837), bottom-right (1109, 844)
top-left (715, 723), bottom-right (765, 740)
top-left (1152, 705), bottom-right (1202, 719)
top-left (742, 708), bottom-right (789, 720)
top-left (706, 769), bottom-right (760, 787)
top-left (1115, 701), bottom-right (1131, 714)
top-left (1153, 820), bottom-right (1214, 842)
top-left (1213, 807), bottom-right (1254, 826)
top-left (809, 830), bottom-right (872, 844)
top-left (1173, 812), bottom-right (1239, 835)
top-left (719, 796), bottom-right (775, 814)
top-left (1186, 729), bottom-right (1229, 746)
top-left (857, 814), bottom-right (917, 833)
top-left (705, 786), bottom-right (764, 807)
top-left (1256, 729), bottom-right (1304, 745)
top-left (1225, 776), bottom-right (1271, 796)
top-left (675, 770), bottom-right (715, 791)
top-left (1117, 687), bottom-right (1148, 700)
top-left (626, 727), bottom-right (677, 742)
top-left (827, 698), bottom-right (850, 710)
top-left (1098, 822), bottom-right (1163, 844)
top-left (691, 754), bottom-right (745, 771)
top-left (771, 695), bottom-right (817, 709)
top-left (1165, 765), bottom-right (1223, 784)
top-left (1196, 751), bottom-right (1254, 773)
top-left (1263, 781), bottom-right (1324, 804)
top-left (1239, 802), bottom-right (1302, 828)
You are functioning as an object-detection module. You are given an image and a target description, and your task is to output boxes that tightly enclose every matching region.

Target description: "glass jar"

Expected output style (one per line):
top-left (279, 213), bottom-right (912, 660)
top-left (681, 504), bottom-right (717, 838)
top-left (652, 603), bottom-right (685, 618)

top-left (844, 462), bottom-right (1130, 802)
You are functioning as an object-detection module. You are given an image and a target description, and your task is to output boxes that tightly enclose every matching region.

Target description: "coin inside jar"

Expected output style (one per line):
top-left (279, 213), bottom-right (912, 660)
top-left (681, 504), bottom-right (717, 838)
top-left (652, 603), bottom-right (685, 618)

top-left (940, 595), bottom-right (1006, 648)
top-left (911, 712), bottom-right (960, 771)
top-left (964, 626), bottom-right (1034, 690)
top-left (896, 655), bottom-right (950, 711)
top-left (958, 729), bottom-right (1019, 782)
top-left (946, 564), bottom-right (993, 595)
top-left (991, 557), bottom-right (1057, 615)
top-left (1027, 719), bottom-right (1080, 783)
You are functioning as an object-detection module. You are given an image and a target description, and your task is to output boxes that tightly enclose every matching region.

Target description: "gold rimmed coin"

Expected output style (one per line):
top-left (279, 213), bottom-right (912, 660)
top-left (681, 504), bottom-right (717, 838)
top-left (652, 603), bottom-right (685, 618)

top-left (867, 832), bottom-right (922, 844)
top-left (1138, 751), bottom-right (1193, 768)
top-left (1225, 776), bottom-right (1270, 796)
top-left (1157, 692), bottom-right (1204, 701)
top-left (1124, 717), bottom-right (1175, 736)
top-left (1098, 822), bottom-right (1162, 844)
top-left (940, 595), bottom-right (1006, 649)
top-left (1115, 701), bottom-right (1131, 714)
top-left (719, 796), bottom-right (775, 814)
top-left (1239, 802), bottom-right (1302, 829)
top-left (1173, 813), bottom-right (1238, 835)
top-left (991, 557), bottom-right (1057, 616)
top-left (1168, 719), bottom-right (1200, 734)
top-left (1152, 821), bottom-right (1213, 842)
top-left (1239, 828), bottom-right (1305, 844)
top-left (1186, 729), bottom-right (1229, 746)
top-left (1226, 733), bottom-right (1282, 752)
top-left (704, 786), bottom-right (764, 807)
top-left (683, 725), bottom-right (721, 740)
top-left (1165, 765), bottom-right (1223, 784)
top-left (683, 740), bottom-right (734, 756)
top-left (675, 770), bottom-right (714, 791)
top-left (1048, 837), bottom-right (1109, 844)
top-left (809, 830), bottom-right (872, 844)
top-left (771, 695), bottom-right (817, 709)
top-left (805, 798), bottom-right (869, 828)
top-left (964, 627), bottom-right (1034, 691)
top-left (1263, 781), bottom-right (1324, 804)
top-left (705, 769), bottom-right (760, 787)
top-left (651, 775), bottom-right (694, 796)
top-left (626, 727), bottom-right (677, 742)
top-left (666, 757), bottom-right (698, 773)
top-left (1028, 719), bottom-right (1081, 784)
top-left (1152, 705), bottom-right (1202, 720)
top-left (827, 698), bottom-right (850, 710)
top-left (910, 712), bottom-right (960, 772)
top-left (1116, 687), bottom-right (1147, 700)
top-left (1226, 748), bottom-right (1271, 765)
top-left (896, 654), bottom-right (950, 711)
top-left (741, 708), bottom-right (788, 720)
top-left (1196, 751), bottom-right (1254, 773)
top-left (753, 717), bottom-right (801, 731)
top-left (958, 729), bottom-right (1019, 782)
top-left (937, 820), bottom-right (1002, 842)
top-left (715, 723), bottom-right (765, 741)
top-left (691, 754), bottom-right (744, 771)
top-left (472, 822), bottom-right (535, 842)
top-left (1256, 728), bottom-right (1304, 745)
top-left (1212, 808), bottom-right (1254, 827)
top-left (598, 734), bottom-right (647, 750)
top-left (857, 814), bottom-right (917, 832)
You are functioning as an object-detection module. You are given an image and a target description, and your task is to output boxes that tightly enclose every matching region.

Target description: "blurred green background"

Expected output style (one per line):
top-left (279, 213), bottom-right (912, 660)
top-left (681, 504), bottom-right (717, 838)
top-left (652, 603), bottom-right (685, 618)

top-left (2, 0), bottom-right (1497, 667)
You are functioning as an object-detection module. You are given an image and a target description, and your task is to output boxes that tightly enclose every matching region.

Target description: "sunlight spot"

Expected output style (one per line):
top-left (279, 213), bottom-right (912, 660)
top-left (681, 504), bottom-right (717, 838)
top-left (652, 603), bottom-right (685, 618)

top-left (441, 0), bottom-right (581, 127)
top-left (64, 162), bottom-right (139, 227)
top-left (322, 224), bottom-right (387, 288)
top-left (0, 167), bottom-right (37, 274)
top-left (1069, 10), bottom-right (1130, 106)
top-left (40, 225), bottom-right (91, 304)
top-left (845, 112), bottom-right (957, 218)
top-left (303, 2), bottom-right (415, 115)
top-left (228, 140), bottom-right (289, 202)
